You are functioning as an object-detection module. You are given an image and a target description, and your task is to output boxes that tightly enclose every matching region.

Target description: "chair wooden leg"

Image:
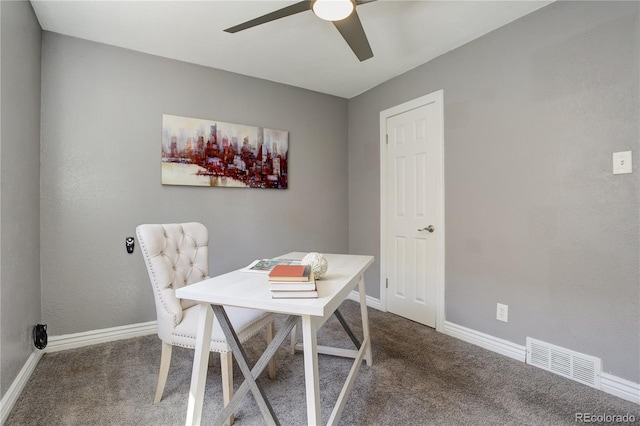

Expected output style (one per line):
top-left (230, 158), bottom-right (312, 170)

top-left (267, 321), bottom-right (276, 379)
top-left (154, 342), bottom-right (172, 404)
top-left (221, 351), bottom-right (234, 426)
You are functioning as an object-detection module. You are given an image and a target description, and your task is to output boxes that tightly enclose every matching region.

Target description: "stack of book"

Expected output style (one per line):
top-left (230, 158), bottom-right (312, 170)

top-left (268, 264), bottom-right (317, 299)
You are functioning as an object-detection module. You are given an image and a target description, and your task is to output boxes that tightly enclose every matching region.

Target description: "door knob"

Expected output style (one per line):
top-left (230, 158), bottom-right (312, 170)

top-left (418, 225), bottom-right (435, 233)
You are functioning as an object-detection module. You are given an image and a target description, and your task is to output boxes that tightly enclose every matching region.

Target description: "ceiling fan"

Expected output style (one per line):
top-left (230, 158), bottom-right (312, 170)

top-left (224, 0), bottom-right (376, 62)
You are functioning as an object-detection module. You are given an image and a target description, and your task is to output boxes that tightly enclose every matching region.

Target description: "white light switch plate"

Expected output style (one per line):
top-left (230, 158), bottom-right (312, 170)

top-left (613, 151), bottom-right (632, 175)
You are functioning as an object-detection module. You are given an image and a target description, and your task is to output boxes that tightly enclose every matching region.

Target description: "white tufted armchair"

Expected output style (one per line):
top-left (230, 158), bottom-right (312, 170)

top-left (136, 222), bottom-right (276, 412)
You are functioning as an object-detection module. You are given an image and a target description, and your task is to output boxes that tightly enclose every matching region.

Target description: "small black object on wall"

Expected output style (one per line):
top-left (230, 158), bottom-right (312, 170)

top-left (126, 237), bottom-right (135, 254)
top-left (33, 324), bottom-right (47, 350)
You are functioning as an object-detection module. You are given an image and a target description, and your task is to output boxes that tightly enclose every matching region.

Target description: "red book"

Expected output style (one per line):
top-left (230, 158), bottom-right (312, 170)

top-left (268, 264), bottom-right (312, 282)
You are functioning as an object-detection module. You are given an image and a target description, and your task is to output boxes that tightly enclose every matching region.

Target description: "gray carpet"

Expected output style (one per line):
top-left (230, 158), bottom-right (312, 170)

top-left (6, 300), bottom-right (639, 425)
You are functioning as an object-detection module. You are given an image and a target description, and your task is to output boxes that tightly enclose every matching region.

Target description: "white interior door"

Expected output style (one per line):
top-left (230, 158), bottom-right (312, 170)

top-left (381, 92), bottom-right (444, 328)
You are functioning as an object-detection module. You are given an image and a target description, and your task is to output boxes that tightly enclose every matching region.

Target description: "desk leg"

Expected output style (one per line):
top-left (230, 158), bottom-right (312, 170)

top-left (185, 303), bottom-right (214, 426)
top-left (212, 313), bottom-right (298, 426)
top-left (211, 305), bottom-right (278, 425)
top-left (357, 274), bottom-right (373, 366)
top-left (301, 315), bottom-right (321, 425)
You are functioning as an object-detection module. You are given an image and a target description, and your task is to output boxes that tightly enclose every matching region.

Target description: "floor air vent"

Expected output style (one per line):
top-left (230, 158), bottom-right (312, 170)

top-left (526, 337), bottom-right (601, 388)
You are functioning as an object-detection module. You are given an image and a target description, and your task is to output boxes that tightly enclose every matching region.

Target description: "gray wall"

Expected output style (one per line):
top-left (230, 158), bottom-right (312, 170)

top-left (348, 1), bottom-right (639, 382)
top-left (2, 0), bottom-right (638, 399)
top-left (0, 0), bottom-right (42, 397)
top-left (40, 32), bottom-right (349, 335)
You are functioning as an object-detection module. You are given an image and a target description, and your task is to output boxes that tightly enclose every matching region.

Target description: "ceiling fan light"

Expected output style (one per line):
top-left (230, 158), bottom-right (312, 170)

top-left (312, 0), bottom-right (354, 22)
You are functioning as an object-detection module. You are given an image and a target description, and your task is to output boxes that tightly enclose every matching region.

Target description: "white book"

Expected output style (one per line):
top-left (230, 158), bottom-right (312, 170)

top-left (271, 290), bottom-right (318, 299)
top-left (269, 281), bottom-right (317, 291)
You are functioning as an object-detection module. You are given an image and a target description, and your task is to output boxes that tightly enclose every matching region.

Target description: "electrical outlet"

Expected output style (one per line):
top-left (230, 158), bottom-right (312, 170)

top-left (497, 303), bottom-right (508, 322)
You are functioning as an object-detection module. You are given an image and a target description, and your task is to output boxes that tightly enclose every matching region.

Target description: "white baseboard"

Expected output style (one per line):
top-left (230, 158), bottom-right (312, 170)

top-left (1, 321), bottom-right (157, 423)
top-left (348, 290), bottom-right (383, 311)
top-left (0, 349), bottom-right (43, 425)
top-left (348, 302), bottom-right (638, 404)
top-left (601, 373), bottom-right (640, 405)
top-left (442, 321), bottom-right (527, 362)
top-left (442, 320), bottom-right (639, 405)
top-left (2, 312), bottom-right (637, 426)
top-left (45, 321), bottom-right (157, 353)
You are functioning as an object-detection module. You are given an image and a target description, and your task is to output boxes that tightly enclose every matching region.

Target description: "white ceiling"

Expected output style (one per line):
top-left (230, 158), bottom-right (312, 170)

top-left (30, 0), bottom-right (553, 99)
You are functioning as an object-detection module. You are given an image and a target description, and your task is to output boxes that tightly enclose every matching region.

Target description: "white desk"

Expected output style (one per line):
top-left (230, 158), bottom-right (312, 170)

top-left (175, 252), bottom-right (374, 426)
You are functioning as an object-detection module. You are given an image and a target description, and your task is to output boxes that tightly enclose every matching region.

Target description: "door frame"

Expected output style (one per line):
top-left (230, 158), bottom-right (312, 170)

top-left (379, 90), bottom-right (445, 332)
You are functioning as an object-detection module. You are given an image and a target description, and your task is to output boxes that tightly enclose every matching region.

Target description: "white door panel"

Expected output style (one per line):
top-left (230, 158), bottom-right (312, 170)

top-left (383, 93), bottom-right (443, 328)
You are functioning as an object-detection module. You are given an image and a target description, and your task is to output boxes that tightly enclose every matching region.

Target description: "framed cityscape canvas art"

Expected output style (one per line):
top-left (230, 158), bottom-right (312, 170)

top-left (161, 114), bottom-right (289, 189)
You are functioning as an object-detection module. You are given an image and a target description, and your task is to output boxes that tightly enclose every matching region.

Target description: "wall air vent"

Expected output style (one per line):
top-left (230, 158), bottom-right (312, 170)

top-left (526, 337), bottom-right (601, 388)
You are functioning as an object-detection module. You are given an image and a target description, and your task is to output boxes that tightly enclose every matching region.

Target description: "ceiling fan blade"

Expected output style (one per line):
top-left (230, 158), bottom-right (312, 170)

top-left (224, 1), bottom-right (312, 33)
top-left (332, 9), bottom-right (373, 61)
